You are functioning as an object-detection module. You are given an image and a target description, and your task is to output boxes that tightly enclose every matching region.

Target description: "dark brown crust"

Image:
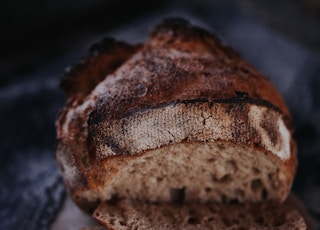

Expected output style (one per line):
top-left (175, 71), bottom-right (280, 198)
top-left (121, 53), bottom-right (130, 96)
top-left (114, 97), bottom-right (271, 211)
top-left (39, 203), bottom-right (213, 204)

top-left (89, 18), bottom-right (292, 128)
top-left (60, 37), bottom-right (140, 100)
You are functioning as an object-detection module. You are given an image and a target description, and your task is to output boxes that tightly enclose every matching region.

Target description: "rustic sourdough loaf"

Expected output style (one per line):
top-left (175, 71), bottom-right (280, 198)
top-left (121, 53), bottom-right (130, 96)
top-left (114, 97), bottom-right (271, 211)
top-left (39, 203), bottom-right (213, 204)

top-left (56, 18), bottom-right (297, 213)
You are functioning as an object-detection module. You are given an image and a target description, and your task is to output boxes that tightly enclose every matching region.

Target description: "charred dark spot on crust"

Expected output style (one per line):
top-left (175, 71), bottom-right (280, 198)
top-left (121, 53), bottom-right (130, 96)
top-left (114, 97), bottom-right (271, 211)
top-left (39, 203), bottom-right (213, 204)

top-left (240, 67), bottom-right (251, 74)
top-left (89, 37), bottom-right (119, 54)
top-left (151, 18), bottom-right (212, 41)
top-left (223, 46), bottom-right (240, 60)
top-left (60, 38), bottom-right (139, 99)
top-left (235, 91), bottom-right (249, 98)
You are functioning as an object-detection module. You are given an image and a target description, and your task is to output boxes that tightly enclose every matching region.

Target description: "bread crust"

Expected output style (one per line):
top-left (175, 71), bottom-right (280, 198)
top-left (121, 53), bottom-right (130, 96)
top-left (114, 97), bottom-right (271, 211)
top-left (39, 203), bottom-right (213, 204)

top-left (89, 20), bottom-right (292, 122)
top-left (60, 38), bottom-right (140, 100)
top-left (56, 18), bottom-right (297, 212)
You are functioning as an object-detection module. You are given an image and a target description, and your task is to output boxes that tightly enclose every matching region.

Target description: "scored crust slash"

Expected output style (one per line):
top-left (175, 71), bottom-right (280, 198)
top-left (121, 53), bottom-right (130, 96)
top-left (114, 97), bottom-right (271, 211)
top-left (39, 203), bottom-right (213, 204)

top-left (56, 18), bottom-right (313, 229)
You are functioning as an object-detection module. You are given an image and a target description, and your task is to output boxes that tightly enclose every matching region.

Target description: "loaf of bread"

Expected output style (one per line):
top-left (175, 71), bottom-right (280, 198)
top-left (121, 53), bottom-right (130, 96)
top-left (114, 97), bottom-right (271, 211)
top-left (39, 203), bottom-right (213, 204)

top-left (93, 195), bottom-right (308, 230)
top-left (56, 18), bottom-right (297, 213)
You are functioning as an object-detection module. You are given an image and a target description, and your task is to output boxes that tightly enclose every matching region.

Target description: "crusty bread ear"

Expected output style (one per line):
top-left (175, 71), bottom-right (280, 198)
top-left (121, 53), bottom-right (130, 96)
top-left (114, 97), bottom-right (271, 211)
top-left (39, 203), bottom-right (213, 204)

top-left (92, 194), bottom-right (308, 230)
top-left (56, 18), bottom-right (296, 213)
top-left (60, 38), bottom-right (140, 99)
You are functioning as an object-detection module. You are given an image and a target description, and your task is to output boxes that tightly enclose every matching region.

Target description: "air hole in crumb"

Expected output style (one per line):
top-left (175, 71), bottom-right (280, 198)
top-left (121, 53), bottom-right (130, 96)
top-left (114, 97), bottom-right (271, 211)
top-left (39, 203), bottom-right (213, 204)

top-left (252, 167), bottom-right (260, 174)
top-left (205, 187), bottom-right (212, 193)
top-left (273, 219), bottom-right (285, 227)
top-left (273, 214), bottom-right (286, 226)
top-left (119, 220), bottom-right (126, 226)
top-left (157, 177), bottom-right (163, 182)
top-left (232, 219), bottom-right (240, 224)
top-left (222, 218), bottom-right (232, 227)
top-left (254, 216), bottom-right (265, 225)
top-left (108, 194), bottom-right (120, 206)
top-left (251, 179), bottom-right (263, 192)
top-left (188, 209), bottom-right (196, 215)
top-left (207, 217), bottom-right (214, 222)
top-left (229, 198), bottom-right (239, 204)
top-left (221, 194), bottom-right (228, 203)
top-left (95, 212), bottom-right (100, 217)
top-left (235, 189), bottom-right (244, 199)
top-left (170, 187), bottom-right (185, 203)
top-left (187, 217), bottom-right (200, 225)
top-left (207, 158), bottom-right (216, 163)
top-left (261, 188), bottom-right (268, 200)
top-left (253, 142), bottom-right (260, 148)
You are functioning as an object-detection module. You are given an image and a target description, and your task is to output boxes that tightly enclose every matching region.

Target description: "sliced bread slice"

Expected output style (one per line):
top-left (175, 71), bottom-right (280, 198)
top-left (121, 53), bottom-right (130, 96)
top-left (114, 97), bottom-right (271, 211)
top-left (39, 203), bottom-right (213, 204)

top-left (93, 195), bottom-right (309, 230)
